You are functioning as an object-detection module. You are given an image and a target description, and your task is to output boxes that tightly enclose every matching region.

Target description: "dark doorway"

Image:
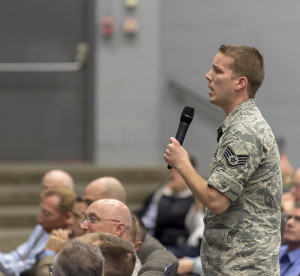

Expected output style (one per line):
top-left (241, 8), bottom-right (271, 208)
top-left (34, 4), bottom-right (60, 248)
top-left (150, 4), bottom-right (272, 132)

top-left (0, 0), bottom-right (95, 162)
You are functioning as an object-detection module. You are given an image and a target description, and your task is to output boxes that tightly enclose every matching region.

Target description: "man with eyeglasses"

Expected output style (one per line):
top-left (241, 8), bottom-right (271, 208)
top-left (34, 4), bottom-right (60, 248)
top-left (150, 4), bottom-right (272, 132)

top-left (279, 201), bottom-right (300, 275)
top-left (0, 186), bottom-right (76, 276)
top-left (81, 199), bottom-right (179, 276)
top-left (80, 198), bottom-right (133, 243)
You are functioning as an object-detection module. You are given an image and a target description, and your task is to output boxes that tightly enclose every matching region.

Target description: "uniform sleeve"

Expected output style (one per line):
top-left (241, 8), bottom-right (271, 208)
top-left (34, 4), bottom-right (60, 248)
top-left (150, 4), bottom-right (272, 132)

top-left (32, 255), bottom-right (55, 276)
top-left (208, 127), bottom-right (263, 202)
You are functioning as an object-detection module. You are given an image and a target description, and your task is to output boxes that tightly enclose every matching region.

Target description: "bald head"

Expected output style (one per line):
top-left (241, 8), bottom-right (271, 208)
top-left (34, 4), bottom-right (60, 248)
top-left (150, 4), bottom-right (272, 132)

top-left (83, 177), bottom-right (127, 205)
top-left (41, 169), bottom-right (74, 191)
top-left (81, 199), bottom-right (132, 243)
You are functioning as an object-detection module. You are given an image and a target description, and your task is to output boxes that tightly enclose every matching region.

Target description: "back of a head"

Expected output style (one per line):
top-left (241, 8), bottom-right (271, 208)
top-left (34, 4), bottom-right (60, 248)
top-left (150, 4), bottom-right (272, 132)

top-left (41, 169), bottom-right (74, 193)
top-left (96, 233), bottom-right (136, 276)
top-left (219, 44), bottom-right (265, 98)
top-left (134, 214), bottom-right (147, 243)
top-left (52, 239), bottom-right (104, 276)
top-left (84, 177), bottom-right (127, 205)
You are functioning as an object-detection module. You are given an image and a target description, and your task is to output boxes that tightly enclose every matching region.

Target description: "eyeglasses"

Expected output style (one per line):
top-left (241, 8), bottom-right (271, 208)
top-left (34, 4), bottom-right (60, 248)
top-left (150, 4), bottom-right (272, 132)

top-left (80, 215), bottom-right (121, 226)
top-left (287, 215), bottom-right (300, 223)
top-left (48, 265), bottom-right (53, 275)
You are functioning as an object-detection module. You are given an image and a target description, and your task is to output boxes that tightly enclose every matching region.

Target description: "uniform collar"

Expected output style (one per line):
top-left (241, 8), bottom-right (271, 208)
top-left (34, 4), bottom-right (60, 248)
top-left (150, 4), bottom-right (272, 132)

top-left (217, 98), bottom-right (255, 138)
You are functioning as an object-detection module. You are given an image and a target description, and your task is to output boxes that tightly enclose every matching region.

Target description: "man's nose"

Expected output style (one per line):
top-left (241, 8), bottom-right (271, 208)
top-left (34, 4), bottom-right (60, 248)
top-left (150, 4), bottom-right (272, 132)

top-left (80, 219), bottom-right (88, 229)
top-left (206, 69), bottom-right (212, 81)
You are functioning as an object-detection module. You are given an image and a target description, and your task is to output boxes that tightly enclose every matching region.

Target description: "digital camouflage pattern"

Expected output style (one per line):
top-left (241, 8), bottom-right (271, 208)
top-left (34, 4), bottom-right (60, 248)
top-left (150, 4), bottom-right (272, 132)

top-left (201, 99), bottom-right (282, 275)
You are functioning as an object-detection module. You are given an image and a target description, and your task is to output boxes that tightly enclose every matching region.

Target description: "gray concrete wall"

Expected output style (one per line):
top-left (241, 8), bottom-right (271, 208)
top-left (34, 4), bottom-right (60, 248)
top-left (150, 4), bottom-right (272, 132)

top-left (95, 0), bottom-right (162, 166)
top-left (94, 0), bottom-right (300, 176)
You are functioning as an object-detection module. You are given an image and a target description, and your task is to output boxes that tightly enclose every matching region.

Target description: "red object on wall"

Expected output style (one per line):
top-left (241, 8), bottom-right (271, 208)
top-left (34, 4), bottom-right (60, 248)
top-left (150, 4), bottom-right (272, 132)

top-left (100, 16), bottom-right (115, 37)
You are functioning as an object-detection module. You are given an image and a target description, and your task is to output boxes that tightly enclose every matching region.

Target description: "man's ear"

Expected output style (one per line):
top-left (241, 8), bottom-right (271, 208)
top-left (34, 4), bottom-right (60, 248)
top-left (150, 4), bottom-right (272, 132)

top-left (116, 223), bottom-right (125, 236)
top-left (235, 76), bottom-right (248, 91)
top-left (65, 211), bottom-right (74, 225)
top-left (134, 241), bottom-right (142, 251)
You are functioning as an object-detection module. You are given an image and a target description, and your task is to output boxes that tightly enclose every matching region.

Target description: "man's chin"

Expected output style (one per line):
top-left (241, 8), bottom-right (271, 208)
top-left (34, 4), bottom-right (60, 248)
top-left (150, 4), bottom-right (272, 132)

top-left (209, 97), bottom-right (218, 106)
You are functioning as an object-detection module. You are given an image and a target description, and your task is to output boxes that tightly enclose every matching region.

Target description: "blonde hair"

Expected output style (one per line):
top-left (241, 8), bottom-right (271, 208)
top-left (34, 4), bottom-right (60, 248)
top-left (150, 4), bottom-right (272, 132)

top-left (43, 186), bottom-right (77, 213)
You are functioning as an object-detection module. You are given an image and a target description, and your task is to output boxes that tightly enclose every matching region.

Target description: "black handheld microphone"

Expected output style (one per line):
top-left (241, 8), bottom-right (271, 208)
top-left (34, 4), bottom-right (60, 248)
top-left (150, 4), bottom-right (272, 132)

top-left (167, 106), bottom-right (195, 169)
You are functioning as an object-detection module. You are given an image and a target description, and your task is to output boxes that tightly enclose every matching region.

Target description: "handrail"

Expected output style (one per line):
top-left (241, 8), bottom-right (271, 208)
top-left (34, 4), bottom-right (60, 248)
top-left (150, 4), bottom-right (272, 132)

top-left (0, 42), bottom-right (89, 72)
top-left (168, 79), bottom-right (224, 121)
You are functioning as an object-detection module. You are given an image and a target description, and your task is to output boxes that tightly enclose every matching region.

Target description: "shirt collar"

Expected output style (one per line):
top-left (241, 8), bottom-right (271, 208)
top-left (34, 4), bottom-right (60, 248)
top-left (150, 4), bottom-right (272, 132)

top-left (218, 98), bottom-right (255, 134)
top-left (280, 245), bottom-right (300, 264)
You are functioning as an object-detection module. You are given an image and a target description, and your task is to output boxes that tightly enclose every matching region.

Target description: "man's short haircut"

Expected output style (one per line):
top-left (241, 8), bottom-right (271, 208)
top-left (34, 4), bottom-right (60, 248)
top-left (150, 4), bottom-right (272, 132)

top-left (219, 44), bottom-right (265, 98)
top-left (43, 186), bottom-right (77, 213)
top-left (129, 214), bottom-right (137, 243)
top-left (77, 232), bottom-right (136, 276)
top-left (133, 214), bottom-right (146, 243)
top-left (96, 233), bottom-right (136, 276)
top-left (52, 239), bottom-right (104, 276)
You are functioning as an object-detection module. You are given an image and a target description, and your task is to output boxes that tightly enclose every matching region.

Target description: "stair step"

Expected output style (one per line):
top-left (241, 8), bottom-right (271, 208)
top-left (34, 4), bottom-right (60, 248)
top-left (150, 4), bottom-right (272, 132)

top-left (0, 163), bottom-right (168, 184)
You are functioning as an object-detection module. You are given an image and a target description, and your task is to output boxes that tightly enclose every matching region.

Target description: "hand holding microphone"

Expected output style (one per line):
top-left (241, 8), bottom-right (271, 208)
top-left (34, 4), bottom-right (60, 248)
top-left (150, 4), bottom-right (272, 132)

top-left (165, 106), bottom-right (194, 169)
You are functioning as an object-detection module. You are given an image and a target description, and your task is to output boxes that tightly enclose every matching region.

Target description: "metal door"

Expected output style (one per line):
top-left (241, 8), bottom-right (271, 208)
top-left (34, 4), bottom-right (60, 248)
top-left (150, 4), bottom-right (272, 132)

top-left (0, 0), bottom-right (95, 161)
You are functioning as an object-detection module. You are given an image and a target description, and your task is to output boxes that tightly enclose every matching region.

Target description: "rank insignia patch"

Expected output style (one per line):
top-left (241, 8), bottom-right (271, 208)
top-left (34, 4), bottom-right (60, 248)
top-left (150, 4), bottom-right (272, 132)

top-left (223, 146), bottom-right (249, 168)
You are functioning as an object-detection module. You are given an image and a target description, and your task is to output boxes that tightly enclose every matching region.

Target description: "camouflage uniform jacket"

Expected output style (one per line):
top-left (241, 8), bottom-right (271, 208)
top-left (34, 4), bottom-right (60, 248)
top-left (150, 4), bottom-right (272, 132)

top-left (201, 99), bottom-right (282, 276)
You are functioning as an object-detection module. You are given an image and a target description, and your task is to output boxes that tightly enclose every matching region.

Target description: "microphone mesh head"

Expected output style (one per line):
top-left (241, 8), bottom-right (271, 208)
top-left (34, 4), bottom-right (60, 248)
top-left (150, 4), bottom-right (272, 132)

top-left (181, 106), bottom-right (194, 124)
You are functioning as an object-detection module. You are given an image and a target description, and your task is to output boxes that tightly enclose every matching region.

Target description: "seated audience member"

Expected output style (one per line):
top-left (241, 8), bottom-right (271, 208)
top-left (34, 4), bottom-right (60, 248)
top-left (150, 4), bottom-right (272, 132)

top-left (81, 199), bottom-right (178, 276)
top-left (69, 196), bottom-right (88, 237)
top-left (50, 239), bottom-right (104, 276)
top-left (167, 199), bottom-right (204, 260)
top-left (78, 232), bottom-right (136, 276)
top-left (168, 200), bottom-right (204, 275)
top-left (281, 168), bottom-right (300, 245)
top-left (81, 199), bottom-right (142, 276)
top-left (279, 201), bottom-right (300, 276)
top-left (32, 197), bottom-right (88, 276)
top-left (0, 186), bottom-right (76, 276)
top-left (83, 177), bottom-right (127, 205)
top-left (137, 157), bottom-right (196, 248)
top-left (83, 178), bottom-right (178, 276)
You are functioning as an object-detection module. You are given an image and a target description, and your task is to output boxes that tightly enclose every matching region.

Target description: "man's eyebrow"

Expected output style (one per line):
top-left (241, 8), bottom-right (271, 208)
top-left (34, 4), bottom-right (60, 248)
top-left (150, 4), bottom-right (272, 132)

top-left (85, 211), bottom-right (97, 217)
top-left (213, 64), bottom-right (223, 72)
